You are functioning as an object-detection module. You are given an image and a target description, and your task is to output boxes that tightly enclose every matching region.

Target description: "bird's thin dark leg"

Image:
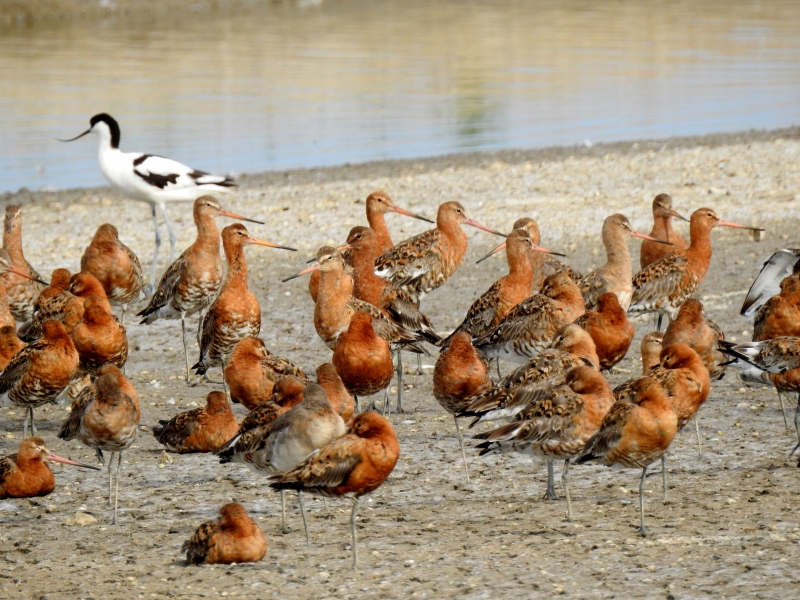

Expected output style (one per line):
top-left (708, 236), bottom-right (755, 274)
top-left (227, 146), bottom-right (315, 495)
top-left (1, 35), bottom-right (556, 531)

top-left (113, 451), bottom-right (122, 525)
top-left (350, 497), bottom-right (359, 569)
top-left (638, 466), bottom-right (648, 537)
top-left (694, 417), bottom-right (702, 456)
top-left (395, 351), bottom-right (404, 413)
top-left (777, 389), bottom-right (790, 430)
top-left (453, 416), bottom-right (470, 483)
top-left (298, 492), bottom-right (310, 546)
top-left (181, 314), bottom-right (191, 382)
top-left (543, 459), bottom-right (558, 500)
top-left (148, 203), bottom-right (161, 294)
top-left (562, 460), bottom-right (572, 520)
top-left (159, 202), bottom-right (176, 264)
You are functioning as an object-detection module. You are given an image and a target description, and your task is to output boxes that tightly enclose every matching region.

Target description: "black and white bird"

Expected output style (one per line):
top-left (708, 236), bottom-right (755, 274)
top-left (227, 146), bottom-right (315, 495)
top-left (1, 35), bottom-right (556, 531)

top-left (740, 248), bottom-right (800, 322)
top-left (60, 113), bottom-right (237, 293)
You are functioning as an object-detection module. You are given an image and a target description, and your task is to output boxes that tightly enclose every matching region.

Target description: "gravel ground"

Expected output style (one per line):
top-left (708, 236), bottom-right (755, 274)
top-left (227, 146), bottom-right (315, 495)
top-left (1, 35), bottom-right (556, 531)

top-left (1, 129), bottom-right (800, 598)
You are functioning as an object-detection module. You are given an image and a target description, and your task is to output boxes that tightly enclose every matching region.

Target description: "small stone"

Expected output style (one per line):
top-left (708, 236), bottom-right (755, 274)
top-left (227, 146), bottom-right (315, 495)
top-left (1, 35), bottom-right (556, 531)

top-left (159, 450), bottom-right (174, 466)
top-left (65, 512), bottom-right (98, 526)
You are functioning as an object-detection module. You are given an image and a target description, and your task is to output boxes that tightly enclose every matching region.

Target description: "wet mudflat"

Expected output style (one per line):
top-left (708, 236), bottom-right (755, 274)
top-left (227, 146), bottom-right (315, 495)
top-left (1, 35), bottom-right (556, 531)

top-left (1, 130), bottom-right (800, 598)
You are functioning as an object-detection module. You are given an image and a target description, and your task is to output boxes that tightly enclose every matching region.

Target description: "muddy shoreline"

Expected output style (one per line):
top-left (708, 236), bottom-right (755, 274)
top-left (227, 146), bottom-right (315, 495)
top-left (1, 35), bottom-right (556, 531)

top-left (1, 128), bottom-right (799, 598)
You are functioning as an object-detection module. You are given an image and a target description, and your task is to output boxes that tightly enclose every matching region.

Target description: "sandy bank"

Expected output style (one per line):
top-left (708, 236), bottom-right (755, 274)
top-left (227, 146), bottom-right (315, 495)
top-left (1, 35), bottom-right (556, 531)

top-left (1, 127), bottom-right (799, 597)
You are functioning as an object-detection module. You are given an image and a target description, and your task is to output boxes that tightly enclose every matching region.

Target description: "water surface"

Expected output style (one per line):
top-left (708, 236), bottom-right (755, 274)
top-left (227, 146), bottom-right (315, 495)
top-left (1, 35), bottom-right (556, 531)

top-left (1, 0), bottom-right (799, 192)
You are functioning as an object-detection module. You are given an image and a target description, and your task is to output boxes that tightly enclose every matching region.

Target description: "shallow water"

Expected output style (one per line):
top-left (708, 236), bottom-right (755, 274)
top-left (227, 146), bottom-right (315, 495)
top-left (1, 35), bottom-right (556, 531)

top-left (2, 0), bottom-right (800, 193)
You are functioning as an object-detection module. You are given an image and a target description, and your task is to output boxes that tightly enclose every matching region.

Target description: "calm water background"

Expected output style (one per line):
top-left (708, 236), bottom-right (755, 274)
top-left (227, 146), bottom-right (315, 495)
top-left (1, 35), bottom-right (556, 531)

top-left (2, 0), bottom-right (800, 193)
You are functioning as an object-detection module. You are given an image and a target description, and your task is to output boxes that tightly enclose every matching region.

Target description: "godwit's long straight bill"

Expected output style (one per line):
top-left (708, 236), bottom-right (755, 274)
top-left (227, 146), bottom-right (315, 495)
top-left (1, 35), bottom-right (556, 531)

top-left (476, 241), bottom-right (567, 264)
top-left (718, 219), bottom-right (764, 231)
top-left (218, 209), bottom-right (265, 225)
top-left (630, 231), bottom-right (673, 245)
top-left (667, 209), bottom-right (690, 222)
top-left (3, 265), bottom-right (49, 286)
top-left (47, 453), bottom-right (102, 471)
top-left (282, 262), bottom-right (321, 283)
top-left (247, 238), bottom-right (297, 252)
top-left (463, 218), bottom-right (506, 237)
top-left (386, 205), bottom-right (434, 223)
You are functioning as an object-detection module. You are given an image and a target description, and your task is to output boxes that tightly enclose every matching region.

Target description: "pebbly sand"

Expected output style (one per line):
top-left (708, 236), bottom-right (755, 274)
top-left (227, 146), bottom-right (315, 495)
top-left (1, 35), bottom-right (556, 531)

top-left (1, 127), bottom-right (800, 598)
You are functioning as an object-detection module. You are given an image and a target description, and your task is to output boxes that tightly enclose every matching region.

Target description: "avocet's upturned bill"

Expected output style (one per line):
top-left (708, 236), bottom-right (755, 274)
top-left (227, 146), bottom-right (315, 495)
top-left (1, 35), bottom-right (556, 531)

top-left (60, 113), bottom-right (237, 293)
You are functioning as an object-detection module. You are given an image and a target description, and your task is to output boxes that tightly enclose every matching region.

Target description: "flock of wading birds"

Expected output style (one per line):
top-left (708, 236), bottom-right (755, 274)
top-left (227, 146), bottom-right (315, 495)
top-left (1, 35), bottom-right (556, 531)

top-left (3, 183), bottom-right (800, 569)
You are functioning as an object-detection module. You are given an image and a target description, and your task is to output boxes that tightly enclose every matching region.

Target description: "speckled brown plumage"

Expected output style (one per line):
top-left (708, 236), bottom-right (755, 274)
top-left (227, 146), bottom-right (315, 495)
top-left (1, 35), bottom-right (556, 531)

top-left (183, 503), bottom-right (266, 565)
top-left (18, 269), bottom-right (73, 340)
top-left (461, 324), bottom-right (599, 426)
top-left (488, 364), bottom-right (617, 509)
top-left (662, 299), bottom-right (725, 380)
top-left (474, 365), bottom-right (614, 460)
top-left (0, 321), bottom-right (79, 434)
top-left (307, 192), bottom-right (431, 303)
top-left (0, 325), bottom-right (24, 372)
top-left (346, 226), bottom-right (439, 343)
top-left (139, 196), bottom-right (263, 324)
top-left (57, 364), bottom-right (139, 523)
top-left (194, 224), bottom-right (291, 376)
top-left (0, 280), bottom-right (16, 331)
top-left (576, 376), bottom-right (678, 536)
top-left (58, 366), bottom-right (138, 447)
top-left (80, 223), bottom-right (146, 317)
top-left (1, 206), bottom-right (44, 322)
top-left (224, 337), bottom-right (308, 410)
top-left (20, 271), bottom-right (111, 341)
top-left (630, 208), bottom-right (758, 320)
top-left (613, 343), bottom-right (710, 431)
top-left (311, 246), bottom-right (425, 351)
top-left (444, 229), bottom-right (539, 344)
top-left (153, 391), bottom-right (239, 453)
top-left (577, 375), bottom-right (678, 469)
top-left (374, 201), bottom-right (501, 301)
top-left (268, 412), bottom-right (399, 568)
top-left (574, 292), bottom-right (634, 370)
top-left (473, 271), bottom-right (585, 362)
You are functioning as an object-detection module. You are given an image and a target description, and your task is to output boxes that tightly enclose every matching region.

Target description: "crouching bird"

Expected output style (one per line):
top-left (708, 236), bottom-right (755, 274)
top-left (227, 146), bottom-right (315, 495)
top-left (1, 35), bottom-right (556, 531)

top-left (183, 503), bottom-right (267, 565)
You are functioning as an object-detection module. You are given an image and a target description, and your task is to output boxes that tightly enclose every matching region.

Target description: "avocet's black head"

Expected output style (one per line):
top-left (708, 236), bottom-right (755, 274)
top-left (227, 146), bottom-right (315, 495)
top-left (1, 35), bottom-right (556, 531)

top-left (59, 113), bottom-right (121, 149)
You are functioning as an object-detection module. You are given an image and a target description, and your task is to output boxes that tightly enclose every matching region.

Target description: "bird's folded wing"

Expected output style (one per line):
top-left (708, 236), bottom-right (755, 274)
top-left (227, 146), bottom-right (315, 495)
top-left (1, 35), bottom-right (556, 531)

top-left (270, 435), bottom-right (363, 489)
